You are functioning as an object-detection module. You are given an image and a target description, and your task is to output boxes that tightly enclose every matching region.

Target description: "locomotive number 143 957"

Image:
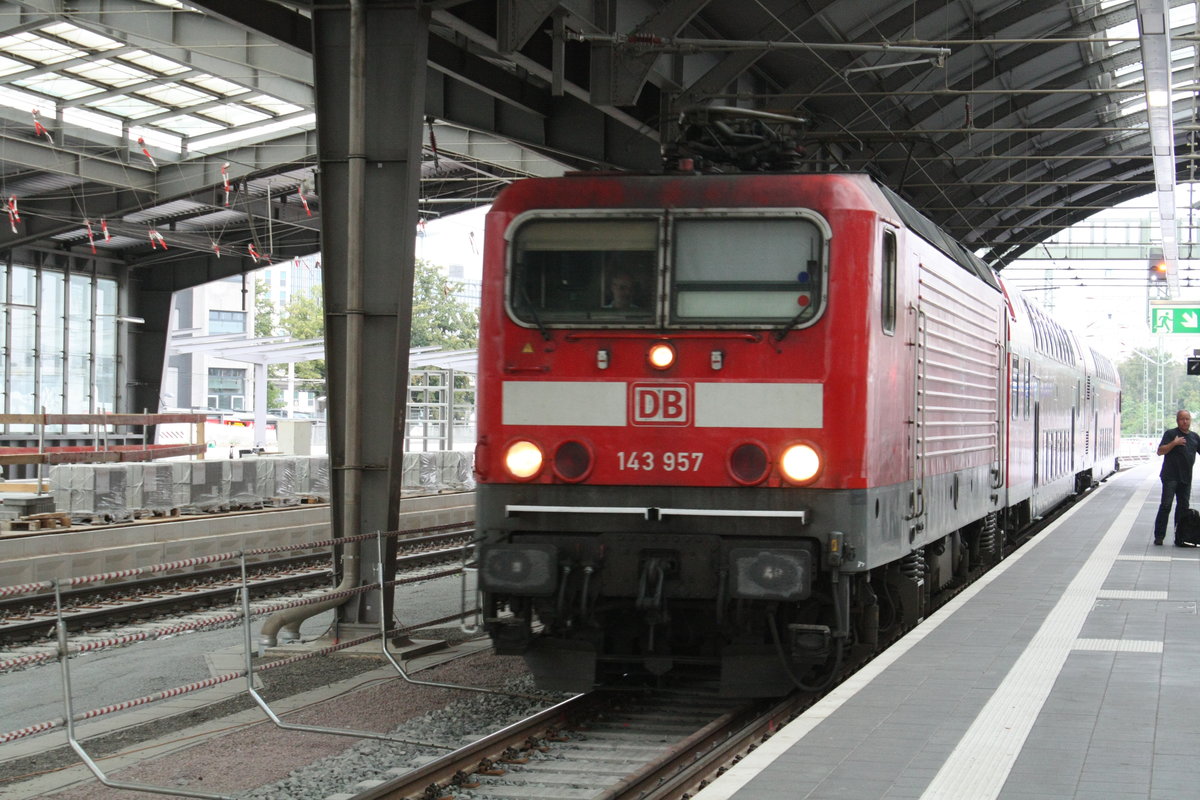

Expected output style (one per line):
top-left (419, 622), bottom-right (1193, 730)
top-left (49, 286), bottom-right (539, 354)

top-left (616, 451), bottom-right (704, 472)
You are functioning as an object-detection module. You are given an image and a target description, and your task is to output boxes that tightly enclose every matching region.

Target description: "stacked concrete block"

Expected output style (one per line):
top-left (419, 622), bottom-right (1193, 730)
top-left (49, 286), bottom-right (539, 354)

top-left (269, 456), bottom-right (304, 503)
top-left (49, 464), bottom-right (134, 521)
top-left (132, 462), bottom-right (187, 514)
top-left (174, 460), bottom-right (230, 512)
top-left (228, 457), bottom-right (272, 508)
top-left (307, 456), bottom-right (330, 498)
top-left (441, 450), bottom-right (475, 490)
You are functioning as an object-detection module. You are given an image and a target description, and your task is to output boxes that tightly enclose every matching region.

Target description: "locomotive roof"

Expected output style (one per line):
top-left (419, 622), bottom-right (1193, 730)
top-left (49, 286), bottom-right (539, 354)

top-left (875, 183), bottom-right (1002, 293)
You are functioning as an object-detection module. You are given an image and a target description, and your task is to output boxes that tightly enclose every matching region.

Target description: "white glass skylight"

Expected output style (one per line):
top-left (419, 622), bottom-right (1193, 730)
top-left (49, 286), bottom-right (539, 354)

top-left (0, 34), bottom-right (86, 65)
top-left (153, 114), bottom-right (226, 136)
top-left (243, 95), bottom-right (306, 116)
top-left (67, 59), bottom-right (148, 88)
top-left (120, 50), bottom-right (191, 76)
top-left (136, 82), bottom-right (211, 107)
top-left (188, 75), bottom-right (248, 97)
top-left (86, 96), bottom-right (163, 118)
top-left (201, 103), bottom-right (270, 126)
top-left (14, 74), bottom-right (100, 101)
top-left (40, 23), bottom-right (124, 52)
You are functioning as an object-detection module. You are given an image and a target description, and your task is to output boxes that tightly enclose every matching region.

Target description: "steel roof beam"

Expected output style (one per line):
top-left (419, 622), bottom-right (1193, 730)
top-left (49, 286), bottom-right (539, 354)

top-left (0, 128), bottom-right (155, 191)
top-left (1136, 0), bottom-right (1178, 290)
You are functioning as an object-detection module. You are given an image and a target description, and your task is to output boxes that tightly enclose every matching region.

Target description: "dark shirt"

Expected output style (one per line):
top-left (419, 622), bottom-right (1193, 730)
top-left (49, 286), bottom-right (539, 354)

top-left (1159, 426), bottom-right (1200, 482)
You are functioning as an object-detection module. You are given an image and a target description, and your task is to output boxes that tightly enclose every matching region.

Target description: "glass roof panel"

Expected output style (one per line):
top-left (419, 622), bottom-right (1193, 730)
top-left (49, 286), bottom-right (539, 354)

top-left (136, 82), bottom-right (211, 107)
top-left (201, 104), bottom-right (270, 125)
top-left (1170, 2), bottom-right (1196, 27)
top-left (66, 59), bottom-right (148, 88)
top-left (1107, 19), bottom-right (1139, 39)
top-left (153, 115), bottom-right (226, 136)
top-left (39, 22), bottom-right (124, 51)
top-left (120, 50), bottom-right (190, 76)
top-left (242, 95), bottom-right (305, 115)
top-left (187, 75), bottom-right (248, 97)
top-left (13, 73), bottom-right (102, 101)
top-left (62, 106), bottom-right (123, 137)
top-left (190, 113), bottom-right (316, 154)
top-left (0, 55), bottom-right (31, 79)
top-left (0, 85), bottom-right (53, 117)
top-left (129, 126), bottom-right (181, 152)
top-left (0, 33), bottom-right (86, 65)
top-left (86, 95), bottom-right (164, 119)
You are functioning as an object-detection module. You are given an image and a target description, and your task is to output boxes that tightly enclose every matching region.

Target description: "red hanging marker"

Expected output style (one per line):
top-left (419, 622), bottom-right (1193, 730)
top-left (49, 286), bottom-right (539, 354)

top-left (221, 163), bottom-right (231, 206)
top-left (85, 219), bottom-right (97, 254)
top-left (148, 229), bottom-right (167, 250)
top-left (31, 110), bottom-right (52, 144)
top-left (137, 136), bottom-right (157, 168)
top-left (101, 218), bottom-right (111, 242)
top-left (211, 240), bottom-right (221, 258)
top-left (248, 243), bottom-right (260, 263)
top-left (4, 197), bottom-right (17, 234)
top-left (297, 188), bottom-right (312, 217)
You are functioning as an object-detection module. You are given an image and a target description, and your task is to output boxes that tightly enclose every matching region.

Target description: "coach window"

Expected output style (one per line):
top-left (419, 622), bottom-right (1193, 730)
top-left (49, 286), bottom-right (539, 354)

top-left (881, 229), bottom-right (897, 334)
top-left (509, 218), bottom-right (657, 325)
top-left (1011, 355), bottom-right (1020, 420)
top-left (1024, 360), bottom-right (1032, 418)
top-left (671, 217), bottom-right (826, 324)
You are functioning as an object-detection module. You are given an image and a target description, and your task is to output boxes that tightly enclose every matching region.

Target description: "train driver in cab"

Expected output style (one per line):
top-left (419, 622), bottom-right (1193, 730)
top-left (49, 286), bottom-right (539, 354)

top-left (604, 271), bottom-right (640, 310)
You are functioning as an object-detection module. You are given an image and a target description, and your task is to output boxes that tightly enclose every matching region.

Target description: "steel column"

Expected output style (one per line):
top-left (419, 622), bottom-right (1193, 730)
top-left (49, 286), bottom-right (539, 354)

top-left (313, 0), bottom-right (427, 629)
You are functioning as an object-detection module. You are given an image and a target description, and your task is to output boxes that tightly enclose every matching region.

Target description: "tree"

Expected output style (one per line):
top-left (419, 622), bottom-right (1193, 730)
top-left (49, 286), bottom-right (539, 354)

top-left (411, 258), bottom-right (479, 349)
top-left (255, 260), bottom-right (479, 414)
top-left (254, 279), bottom-right (283, 408)
top-left (274, 286), bottom-right (327, 406)
top-left (1116, 348), bottom-right (1200, 436)
top-left (253, 279), bottom-right (277, 338)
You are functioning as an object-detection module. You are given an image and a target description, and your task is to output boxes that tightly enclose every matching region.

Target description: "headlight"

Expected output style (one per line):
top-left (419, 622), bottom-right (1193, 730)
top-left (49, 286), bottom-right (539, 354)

top-left (729, 548), bottom-right (811, 600)
top-left (479, 543), bottom-right (558, 595)
top-left (504, 440), bottom-right (544, 479)
top-left (780, 443), bottom-right (821, 484)
top-left (648, 342), bottom-right (676, 369)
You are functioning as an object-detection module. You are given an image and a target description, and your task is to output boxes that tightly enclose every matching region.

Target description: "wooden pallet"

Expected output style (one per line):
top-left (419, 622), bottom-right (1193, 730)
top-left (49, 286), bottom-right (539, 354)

top-left (132, 507), bottom-right (181, 519)
top-left (6, 511), bottom-right (73, 530)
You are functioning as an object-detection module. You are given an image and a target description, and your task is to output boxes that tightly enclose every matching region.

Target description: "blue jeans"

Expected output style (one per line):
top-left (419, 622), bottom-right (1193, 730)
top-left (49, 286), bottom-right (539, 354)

top-left (1154, 478), bottom-right (1192, 541)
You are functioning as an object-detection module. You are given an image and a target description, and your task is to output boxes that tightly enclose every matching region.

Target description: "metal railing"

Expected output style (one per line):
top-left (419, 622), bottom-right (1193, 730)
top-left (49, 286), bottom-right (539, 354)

top-left (0, 527), bottom-right (491, 800)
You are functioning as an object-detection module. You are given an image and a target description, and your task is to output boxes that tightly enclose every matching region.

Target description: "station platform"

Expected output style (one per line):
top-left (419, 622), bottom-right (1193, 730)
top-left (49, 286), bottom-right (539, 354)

top-left (696, 463), bottom-right (1197, 800)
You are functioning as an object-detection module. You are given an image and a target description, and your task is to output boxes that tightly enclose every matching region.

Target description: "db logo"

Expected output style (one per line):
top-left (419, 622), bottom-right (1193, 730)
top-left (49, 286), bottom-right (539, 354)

top-left (631, 383), bottom-right (690, 426)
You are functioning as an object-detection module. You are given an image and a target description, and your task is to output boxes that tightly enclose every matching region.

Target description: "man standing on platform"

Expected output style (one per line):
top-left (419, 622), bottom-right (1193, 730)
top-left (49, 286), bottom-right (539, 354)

top-left (1154, 409), bottom-right (1200, 546)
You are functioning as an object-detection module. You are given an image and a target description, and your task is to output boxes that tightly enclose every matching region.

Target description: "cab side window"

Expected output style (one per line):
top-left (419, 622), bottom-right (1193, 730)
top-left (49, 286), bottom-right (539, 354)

top-left (881, 229), bottom-right (897, 335)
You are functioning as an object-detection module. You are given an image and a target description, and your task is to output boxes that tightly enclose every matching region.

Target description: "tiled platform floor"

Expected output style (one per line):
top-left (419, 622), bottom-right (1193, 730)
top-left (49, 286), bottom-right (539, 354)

top-left (696, 464), bottom-right (1196, 800)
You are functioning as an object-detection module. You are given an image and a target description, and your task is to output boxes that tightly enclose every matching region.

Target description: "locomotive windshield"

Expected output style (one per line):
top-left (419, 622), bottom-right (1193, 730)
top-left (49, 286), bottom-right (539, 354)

top-left (508, 212), bottom-right (826, 328)
top-left (671, 218), bottom-right (822, 323)
top-left (510, 218), bottom-right (658, 323)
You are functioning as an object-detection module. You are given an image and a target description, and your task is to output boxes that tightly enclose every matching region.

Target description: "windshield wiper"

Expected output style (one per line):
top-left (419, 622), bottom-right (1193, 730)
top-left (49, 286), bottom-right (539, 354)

top-left (519, 284), bottom-right (552, 341)
top-left (773, 307), bottom-right (810, 342)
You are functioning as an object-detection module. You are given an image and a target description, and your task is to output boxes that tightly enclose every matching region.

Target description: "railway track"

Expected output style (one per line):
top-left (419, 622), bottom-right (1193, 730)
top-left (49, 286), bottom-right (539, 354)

top-left (0, 526), bottom-right (473, 646)
top-left (345, 688), bottom-right (784, 800)
top-left (334, 488), bottom-right (1103, 800)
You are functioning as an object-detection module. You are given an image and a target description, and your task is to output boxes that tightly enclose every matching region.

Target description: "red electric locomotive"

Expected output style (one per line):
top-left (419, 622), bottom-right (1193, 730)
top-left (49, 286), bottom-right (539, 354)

top-left (472, 159), bottom-right (1119, 696)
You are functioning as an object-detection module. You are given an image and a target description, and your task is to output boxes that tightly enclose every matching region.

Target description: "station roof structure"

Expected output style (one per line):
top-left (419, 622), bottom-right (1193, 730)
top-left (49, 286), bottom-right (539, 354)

top-left (0, 0), bottom-right (1186, 279)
